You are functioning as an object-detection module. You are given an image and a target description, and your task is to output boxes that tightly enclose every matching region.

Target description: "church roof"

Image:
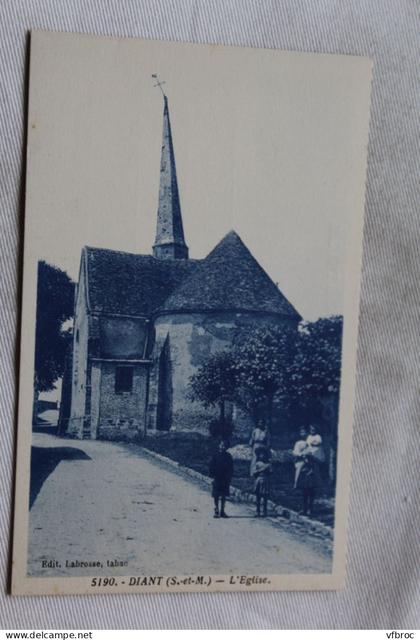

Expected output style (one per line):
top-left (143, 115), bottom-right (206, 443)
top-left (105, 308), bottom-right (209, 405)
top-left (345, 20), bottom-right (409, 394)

top-left (83, 233), bottom-right (299, 319)
top-left (84, 247), bottom-right (199, 317)
top-left (160, 231), bottom-right (300, 318)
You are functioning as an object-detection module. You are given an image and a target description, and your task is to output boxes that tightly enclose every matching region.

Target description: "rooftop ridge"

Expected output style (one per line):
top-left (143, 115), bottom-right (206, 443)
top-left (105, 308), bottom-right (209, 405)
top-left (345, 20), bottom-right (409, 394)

top-left (85, 246), bottom-right (198, 262)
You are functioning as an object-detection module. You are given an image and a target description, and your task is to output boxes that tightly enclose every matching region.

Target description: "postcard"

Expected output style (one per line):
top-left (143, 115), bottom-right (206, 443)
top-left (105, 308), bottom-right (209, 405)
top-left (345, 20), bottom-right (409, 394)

top-left (11, 30), bottom-right (372, 595)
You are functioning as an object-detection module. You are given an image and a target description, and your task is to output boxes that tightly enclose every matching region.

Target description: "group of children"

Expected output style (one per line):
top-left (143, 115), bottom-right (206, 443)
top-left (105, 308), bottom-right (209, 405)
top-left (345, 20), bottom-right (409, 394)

top-left (209, 423), bottom-right (324, 519)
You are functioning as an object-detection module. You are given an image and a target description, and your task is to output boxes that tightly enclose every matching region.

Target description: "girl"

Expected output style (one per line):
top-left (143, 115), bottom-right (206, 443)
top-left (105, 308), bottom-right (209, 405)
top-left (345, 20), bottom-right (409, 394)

top-left (252, 447), bottom-right (272, 517)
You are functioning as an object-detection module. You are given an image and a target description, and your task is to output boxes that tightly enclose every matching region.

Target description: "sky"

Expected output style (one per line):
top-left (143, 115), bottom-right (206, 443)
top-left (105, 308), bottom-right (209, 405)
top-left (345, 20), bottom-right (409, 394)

top-left (25, 32), bottom-right (372, 322)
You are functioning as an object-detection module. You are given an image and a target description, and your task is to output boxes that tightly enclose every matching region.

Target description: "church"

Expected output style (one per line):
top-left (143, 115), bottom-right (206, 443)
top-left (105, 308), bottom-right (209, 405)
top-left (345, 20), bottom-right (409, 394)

top-left (61, 94), bottom-right (301, 440)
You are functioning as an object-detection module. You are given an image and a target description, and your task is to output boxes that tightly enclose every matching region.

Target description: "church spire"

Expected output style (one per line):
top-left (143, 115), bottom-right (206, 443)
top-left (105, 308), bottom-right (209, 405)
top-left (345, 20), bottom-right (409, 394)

top-left (152, 83), bottom-right (189, 260)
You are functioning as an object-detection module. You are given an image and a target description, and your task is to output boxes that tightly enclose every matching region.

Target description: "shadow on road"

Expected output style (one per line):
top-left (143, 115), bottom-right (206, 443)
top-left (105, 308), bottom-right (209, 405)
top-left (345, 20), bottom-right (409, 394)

top-left (32, 416), bottom-right (58, 435)
top-left (30, 446), bottom-right (91, 509)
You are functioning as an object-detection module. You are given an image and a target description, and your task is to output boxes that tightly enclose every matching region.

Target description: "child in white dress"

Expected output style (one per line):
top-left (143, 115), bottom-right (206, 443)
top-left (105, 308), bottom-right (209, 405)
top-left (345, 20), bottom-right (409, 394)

top-left (306, 425), bottom-right (325, 464)
top-left (292, 426), bottom-right (308, 489)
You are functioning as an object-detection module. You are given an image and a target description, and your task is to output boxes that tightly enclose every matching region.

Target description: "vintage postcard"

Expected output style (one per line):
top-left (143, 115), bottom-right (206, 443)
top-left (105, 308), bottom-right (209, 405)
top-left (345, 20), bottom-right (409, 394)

top-left (12, 31), bottom-right (372, 595)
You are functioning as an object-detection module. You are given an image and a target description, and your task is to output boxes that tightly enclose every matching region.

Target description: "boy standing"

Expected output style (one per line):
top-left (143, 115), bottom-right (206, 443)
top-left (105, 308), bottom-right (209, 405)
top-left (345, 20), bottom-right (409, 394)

top-left (209, 440), bottom-right (234, 518)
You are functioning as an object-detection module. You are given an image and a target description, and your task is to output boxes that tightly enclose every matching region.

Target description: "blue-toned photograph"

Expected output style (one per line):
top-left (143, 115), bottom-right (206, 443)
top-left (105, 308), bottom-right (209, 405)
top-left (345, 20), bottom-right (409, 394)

top-left (13, 32), bottom-right (372, 593)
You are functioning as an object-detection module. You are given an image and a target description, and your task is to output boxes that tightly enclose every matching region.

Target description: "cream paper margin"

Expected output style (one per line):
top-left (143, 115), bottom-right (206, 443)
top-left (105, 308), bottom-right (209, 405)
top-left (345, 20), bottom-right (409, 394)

top-left (11, 31), bottom-right (372, 596)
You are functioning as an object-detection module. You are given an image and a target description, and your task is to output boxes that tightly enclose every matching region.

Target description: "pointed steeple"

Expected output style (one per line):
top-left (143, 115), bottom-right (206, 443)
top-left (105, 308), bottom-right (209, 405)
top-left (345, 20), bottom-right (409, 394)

top-left (153, 95), bottom-right (189, 260)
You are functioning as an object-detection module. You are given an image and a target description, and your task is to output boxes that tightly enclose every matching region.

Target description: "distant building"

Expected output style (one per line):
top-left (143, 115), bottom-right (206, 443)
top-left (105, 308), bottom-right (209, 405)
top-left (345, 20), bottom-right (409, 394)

top-left (61, 95), bottom-right (300, 440)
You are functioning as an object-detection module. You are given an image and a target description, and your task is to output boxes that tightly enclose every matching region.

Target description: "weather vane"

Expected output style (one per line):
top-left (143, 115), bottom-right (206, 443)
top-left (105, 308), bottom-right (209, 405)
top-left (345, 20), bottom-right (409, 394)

top-left (152, 74), bottom-right (166, 97)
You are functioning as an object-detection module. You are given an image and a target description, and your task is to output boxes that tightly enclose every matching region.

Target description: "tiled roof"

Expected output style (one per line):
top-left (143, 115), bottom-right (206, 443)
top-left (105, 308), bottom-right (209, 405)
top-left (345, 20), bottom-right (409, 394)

top-left (83, 232), bottom-right (300, 319)
top-left (84, 247), bottom-right (199, 317)
top-left (160, 231), bottom-right (300, 318)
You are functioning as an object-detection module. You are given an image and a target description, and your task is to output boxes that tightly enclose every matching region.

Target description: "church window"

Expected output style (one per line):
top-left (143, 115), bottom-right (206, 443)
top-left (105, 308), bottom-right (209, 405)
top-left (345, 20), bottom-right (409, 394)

top-left (115, 366), bottom-right (134, 393)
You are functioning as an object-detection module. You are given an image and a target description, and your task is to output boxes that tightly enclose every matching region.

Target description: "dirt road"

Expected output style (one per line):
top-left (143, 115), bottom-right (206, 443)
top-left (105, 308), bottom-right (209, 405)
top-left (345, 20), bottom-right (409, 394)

top-left (28, 433), bottom-right (331, 577)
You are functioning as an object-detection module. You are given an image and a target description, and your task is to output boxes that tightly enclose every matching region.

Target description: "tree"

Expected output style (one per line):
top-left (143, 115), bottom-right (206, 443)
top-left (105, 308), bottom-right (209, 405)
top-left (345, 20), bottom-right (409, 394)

top-left (188, 350), bottom-right (237, 437)
top-left (290, 316), bottom-right (343, 402)
top-left (34, 261), bottom-right (75, 417)
top-left (233, 325), bottom-right (297, 432)
top-left (289, 315), bottom-right (343, 481)
top-left (187, 319), bottom-right (342, 452)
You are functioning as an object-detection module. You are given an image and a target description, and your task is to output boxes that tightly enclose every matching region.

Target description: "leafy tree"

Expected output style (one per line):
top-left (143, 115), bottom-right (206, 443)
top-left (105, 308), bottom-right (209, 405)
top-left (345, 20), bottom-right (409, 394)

top-left (188, 318), bottom-right (342, 453)
top-left (34, 261), bottom-right (75, 403)
top-left (290, 316), bottom-right (343, 402)
top-left (188, 350), bottom-right (237, 436)
top-left (233, 325), bottom-right (297, 432)
top-left (290, 316), bottom-right (343, 480)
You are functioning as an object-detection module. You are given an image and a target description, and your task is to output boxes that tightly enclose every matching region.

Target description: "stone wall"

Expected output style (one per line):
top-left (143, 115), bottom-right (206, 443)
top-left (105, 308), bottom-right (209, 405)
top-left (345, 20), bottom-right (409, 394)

top-left (89, 362), bottom-right (101, 439)
top-left (149, 311), bottom-right (296, 439)
top-left (96, 361), bottom-right (148, 440)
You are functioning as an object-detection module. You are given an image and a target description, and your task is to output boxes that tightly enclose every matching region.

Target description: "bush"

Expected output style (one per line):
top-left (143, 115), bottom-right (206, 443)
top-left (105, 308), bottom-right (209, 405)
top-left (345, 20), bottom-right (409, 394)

top-left (208, 417), bottom-right (234, 442)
